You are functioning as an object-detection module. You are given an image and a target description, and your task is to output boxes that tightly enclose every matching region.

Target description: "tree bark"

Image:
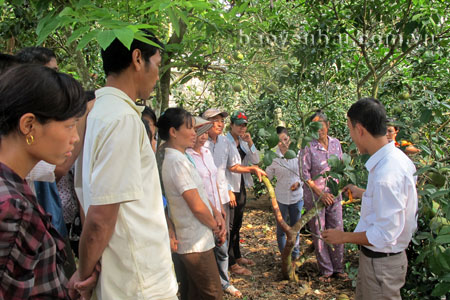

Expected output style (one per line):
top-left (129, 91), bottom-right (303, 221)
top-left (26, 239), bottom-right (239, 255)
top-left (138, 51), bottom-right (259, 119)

top-left (262, 176), bottom-right (325, 281)
top-left (159, 20), bottom-right (187, 111)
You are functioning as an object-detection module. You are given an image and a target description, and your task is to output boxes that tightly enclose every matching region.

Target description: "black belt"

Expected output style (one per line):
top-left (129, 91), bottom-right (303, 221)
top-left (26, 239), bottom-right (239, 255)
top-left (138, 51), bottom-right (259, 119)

top-left (361, 246), bottom-right (402, 258)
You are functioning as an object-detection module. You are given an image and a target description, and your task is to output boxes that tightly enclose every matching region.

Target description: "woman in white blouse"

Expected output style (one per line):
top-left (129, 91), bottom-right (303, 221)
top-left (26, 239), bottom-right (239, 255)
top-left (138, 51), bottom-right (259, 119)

top-left (266, 127), bottom-right (304, 260)
top-left (157, 108), bottom-right (226, 300)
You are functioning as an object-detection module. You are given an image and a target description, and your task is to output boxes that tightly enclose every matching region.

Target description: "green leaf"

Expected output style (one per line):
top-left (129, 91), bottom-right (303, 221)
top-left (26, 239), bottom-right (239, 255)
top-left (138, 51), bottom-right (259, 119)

top-left (328, 155), bottom-right (341, 169)
top-left (415, 248), bottom-right (428, 263)
top-left (179, 75), bottom-right (193, 85)
top-left (174, 7), bottom-right (189, 27)
top-left (445, 248), bottom-right (450, 269)
top-left (327, 178), bottom-right (339, 196)
top-left (36, 12), bottom-right (53, 36)
top-left (68, 26), bottom-right (90, 44)
top-left (438, 248), bottom-right (450, 270)
top-left (128, 24), bottom-right (156, 31)
top-left (76, 0), bottom-right (91, 9)
top-left (288, 140), bottom-right (298, 153)
top-left (430, 189), bottom-right (449, 200)
top-left (168, 8), bottom-right (180, 37)
top-left (159, 1), bottom-right (172, 10)
top-left (420, 108), bottom-right (433, 123)
top-left (58, 16), bottom-right (74, 27)
top-left (263, 150), bottom-right (278, 166)
top-left (440, 272), bottom-right (450, 282)
top-left (301, 136), bottom-right (313, 149)
top-left (342, 153), bottom-right (351, 166)
top-left (429, 249), bottom-right (442, 274)
top-left (97, 30), bottom-right (116, 50)
top-left (284, 150), bottom-right (297, 159)
top-left (37, 17), bottom-right (61, 45)
top-left (237, 1), bottom-right (249, 14)
top-left (190, 1), bottom-right (211, 10)
top-left (76, 29), bottom-right (99, 51)
top-left (404, 21), bottom-right (418, 35)
top-left (258, 128), bottom-right (267, 138)
top-left (344, 171), bottom-right (356, 184)
top-left (113, 27), bottom-right (135, 50)
top-left (431, 282), bottom-right (450, 297)
top-left (414, 166), bottom-right (437, 176)
top-left (268, 132), bottom-right (279, 148)
top-left (59, 7), bottom-right (75, 17)
top-left (134, 31), bottom-right (163, 49)
top-left (309, 121), bottom-right (323, 131)
top-left (435, 234), bottom-right (450, 245)
top-left (414, 232), bottom-right (431, 240)
top-left (439, 225), bottom-right (450, 236)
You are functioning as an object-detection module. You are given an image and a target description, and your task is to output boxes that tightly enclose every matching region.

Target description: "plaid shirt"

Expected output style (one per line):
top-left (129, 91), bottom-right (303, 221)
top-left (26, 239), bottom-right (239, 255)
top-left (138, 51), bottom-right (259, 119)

top-left (0, 163), bottom-right (69, 299)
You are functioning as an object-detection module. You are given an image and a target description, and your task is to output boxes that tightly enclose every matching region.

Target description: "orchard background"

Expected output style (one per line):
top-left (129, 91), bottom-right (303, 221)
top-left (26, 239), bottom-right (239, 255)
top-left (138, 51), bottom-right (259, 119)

top-left (1, 0), bottom-right (449, 298)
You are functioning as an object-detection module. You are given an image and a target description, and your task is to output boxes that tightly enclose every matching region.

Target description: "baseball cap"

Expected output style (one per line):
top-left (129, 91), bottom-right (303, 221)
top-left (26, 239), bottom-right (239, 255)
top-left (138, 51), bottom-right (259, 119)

top-left (230, 111), bottom-right (248, 125)
top-left (194, 116), bottom-right (213, 136)
top-left (202, 108), bottom-right (229, 119)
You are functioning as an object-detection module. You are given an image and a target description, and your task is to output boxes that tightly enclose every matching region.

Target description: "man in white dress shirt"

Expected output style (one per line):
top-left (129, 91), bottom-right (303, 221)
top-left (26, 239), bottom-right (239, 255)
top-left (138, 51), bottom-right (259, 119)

top-left (322, 98), bottom-right (418, 300)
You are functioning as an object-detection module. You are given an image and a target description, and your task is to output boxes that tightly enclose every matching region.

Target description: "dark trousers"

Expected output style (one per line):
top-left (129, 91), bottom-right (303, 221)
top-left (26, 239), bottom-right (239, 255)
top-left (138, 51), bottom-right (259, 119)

top-left (179, 249), bottom-right (223, 300)
top-left (223, 202), bottom-right (231, 243)
top-left (228, 186), bottom-right (247, 266)
top-left (172, 253), bottom-right (188, 300)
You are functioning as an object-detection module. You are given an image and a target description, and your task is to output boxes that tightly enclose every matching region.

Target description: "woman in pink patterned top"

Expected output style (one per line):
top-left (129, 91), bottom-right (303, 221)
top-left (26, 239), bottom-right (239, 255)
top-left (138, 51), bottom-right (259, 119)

top-left (299, 111), bottom-right (346, 282)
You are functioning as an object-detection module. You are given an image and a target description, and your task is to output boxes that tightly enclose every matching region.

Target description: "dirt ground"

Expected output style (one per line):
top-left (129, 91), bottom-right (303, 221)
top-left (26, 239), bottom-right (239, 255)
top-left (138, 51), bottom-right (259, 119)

top-left (224, 206), bottom-right (358, 300)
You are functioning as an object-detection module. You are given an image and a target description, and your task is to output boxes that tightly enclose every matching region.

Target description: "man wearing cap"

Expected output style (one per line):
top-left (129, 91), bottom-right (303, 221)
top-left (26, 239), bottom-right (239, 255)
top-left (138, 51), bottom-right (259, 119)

top-left (203, 109), bottom-right (266, 276)
top-left (322, 98), bottom-right (418, 300)
top-left (226, 110), bottom-right (266, 275)
top-left (203, 109), bottom-right (236, 230)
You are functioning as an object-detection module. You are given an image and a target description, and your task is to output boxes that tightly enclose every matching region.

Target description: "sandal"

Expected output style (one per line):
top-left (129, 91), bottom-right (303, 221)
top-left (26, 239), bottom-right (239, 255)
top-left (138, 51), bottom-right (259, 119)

top-left (230, 264), bottom-right (252, 276)
top-left (236, 257), bottom-right (256, 266)
top-left (224, 285), bottom-right (243, 298)
top-left (318, 275), bottom-right (332, 283)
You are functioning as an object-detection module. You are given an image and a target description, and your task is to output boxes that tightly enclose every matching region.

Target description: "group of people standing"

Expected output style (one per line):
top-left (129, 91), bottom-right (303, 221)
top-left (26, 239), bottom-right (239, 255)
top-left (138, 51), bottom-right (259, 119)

top-left (0, 29), bottom-right (418, 300)
top-left (156, 107), bottom-right (266, 299)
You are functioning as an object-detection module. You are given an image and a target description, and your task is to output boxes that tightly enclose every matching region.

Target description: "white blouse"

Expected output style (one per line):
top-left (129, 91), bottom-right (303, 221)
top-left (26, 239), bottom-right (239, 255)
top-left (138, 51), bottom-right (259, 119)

top-left (162, 148), bottom-right (215, 254)
top-left (266, 147), bottom-right (303, 205)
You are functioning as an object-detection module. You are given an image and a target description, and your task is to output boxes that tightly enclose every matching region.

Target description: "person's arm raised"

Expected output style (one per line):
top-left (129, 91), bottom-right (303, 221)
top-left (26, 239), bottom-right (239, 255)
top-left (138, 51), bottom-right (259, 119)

top-left (228, 164), bottom-right (267, 182)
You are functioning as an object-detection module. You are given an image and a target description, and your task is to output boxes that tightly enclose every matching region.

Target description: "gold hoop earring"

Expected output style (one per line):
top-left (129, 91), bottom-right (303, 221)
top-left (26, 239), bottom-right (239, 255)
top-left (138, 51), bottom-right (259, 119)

top-left (26, 135), bottom-right (34, 145)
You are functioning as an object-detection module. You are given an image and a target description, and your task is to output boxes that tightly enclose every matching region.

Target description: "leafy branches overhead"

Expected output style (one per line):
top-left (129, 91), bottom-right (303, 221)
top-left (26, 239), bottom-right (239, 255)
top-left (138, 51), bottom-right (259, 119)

top-left (1, 1), bottom-right (449, 296)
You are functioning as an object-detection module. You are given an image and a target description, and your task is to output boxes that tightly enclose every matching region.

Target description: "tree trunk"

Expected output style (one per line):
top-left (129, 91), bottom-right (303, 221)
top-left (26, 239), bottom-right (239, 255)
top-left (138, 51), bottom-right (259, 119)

top-left (159, 20), bottom-right (187, 111)
top-left (160, 65), bottom-right (171, 111)
top-left (262, 176), bottom-right (325, 281)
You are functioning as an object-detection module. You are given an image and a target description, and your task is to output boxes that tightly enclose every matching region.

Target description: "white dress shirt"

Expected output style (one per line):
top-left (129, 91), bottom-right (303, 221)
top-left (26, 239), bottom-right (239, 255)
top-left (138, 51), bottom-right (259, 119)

top-left (266, 147), bottom-right (303, 205)
top-left (355, 142), bottom-right (418, 253)
top-left (225, 132), bottom-right (260, 192)
top-left (204, 135), bottom-right (240, 204)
